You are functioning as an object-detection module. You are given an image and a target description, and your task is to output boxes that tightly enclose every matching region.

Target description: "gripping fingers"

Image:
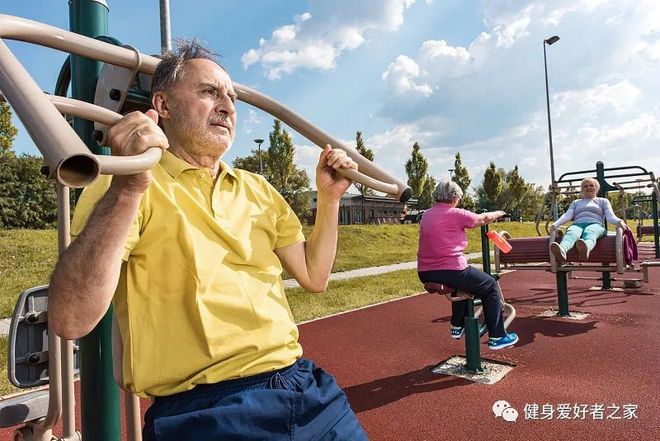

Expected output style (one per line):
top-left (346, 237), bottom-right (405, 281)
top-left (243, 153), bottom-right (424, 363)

top-left (108, 111), bottom-right (168, 156)
top-left (325, 149), bottom-right (356, 170)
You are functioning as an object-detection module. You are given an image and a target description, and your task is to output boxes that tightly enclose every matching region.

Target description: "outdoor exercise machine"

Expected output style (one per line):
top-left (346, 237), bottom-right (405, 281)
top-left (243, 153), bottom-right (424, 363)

top-left (0, 3), bottom-right (413, 440)
top-left (424, 225), bottom-right (516, 374)
top-left (496, 161), bottom-right (660, 317)
top-left (535, 162), bottom-right (660, 257)
top-left (631, 194), bottom-right (659, 245)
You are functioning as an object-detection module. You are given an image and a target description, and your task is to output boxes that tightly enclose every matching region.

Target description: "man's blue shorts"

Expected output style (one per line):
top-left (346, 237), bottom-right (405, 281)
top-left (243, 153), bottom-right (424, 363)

top-left (142, 358), bottom-right (368, 440)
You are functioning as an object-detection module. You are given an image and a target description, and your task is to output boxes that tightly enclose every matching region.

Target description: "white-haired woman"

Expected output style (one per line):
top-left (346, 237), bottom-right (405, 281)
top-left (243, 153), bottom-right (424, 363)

top-left (549, 177), bottom-right (627, 262)
top-left (417, 180), bottom-right (518, 350)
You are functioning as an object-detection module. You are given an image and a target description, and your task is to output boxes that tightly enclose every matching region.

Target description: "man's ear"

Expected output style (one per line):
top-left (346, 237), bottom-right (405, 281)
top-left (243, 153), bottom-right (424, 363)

top-left (152, 91), bottom-right (169, 119)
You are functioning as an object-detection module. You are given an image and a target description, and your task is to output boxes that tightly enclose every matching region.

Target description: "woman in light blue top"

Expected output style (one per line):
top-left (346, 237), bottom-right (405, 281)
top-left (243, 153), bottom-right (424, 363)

top-left (549, 178), bottom-right (627, 262)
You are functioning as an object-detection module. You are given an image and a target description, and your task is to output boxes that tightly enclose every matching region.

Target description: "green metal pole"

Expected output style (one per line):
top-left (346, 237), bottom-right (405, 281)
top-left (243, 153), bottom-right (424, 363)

top-left (595, 161), bottom-right (612, 289)
top-left (464, 300), bottom-right (483, 373)
top-left (556, 272), bottom-right (570, 316)
top-left (653, 192), bottom-right (659, 259)
top-left (480, 224), bottom-right (491, 275)
top-left (69, 1), bottom-right (121, 440)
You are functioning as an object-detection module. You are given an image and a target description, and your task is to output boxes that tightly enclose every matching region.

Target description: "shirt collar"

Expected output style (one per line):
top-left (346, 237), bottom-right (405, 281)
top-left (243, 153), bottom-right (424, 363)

top-left (160, 150), bottom-right (238, 181)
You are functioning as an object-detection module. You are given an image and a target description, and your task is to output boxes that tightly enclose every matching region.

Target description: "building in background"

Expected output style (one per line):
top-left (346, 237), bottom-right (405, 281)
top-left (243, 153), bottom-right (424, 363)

top-left (307, 191), bottom-right (418, 225)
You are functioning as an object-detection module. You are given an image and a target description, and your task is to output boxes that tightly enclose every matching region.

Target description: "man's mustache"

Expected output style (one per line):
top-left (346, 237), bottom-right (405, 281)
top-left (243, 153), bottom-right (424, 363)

top-left (210, 113), bottom-right (232, 128)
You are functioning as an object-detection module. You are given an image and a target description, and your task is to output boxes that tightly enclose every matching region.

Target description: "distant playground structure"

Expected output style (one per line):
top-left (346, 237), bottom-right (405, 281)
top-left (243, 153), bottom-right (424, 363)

top-left (496, 161), bottom-right (660, 316)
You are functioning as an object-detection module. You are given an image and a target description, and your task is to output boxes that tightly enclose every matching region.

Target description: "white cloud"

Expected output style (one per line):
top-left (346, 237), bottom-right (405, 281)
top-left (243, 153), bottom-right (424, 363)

top-left (372, 0), bottom-right (660, 188)
top-left (241, 0), bottom-right (420, 79)
top-left (553, 80), bottom-right (642, 117)
top-left (491, 5), bottom-right (534, 48)
top-left (241, 109), bottom-right (263, 135)
top-left (381, 55), bottom-right (433, 97)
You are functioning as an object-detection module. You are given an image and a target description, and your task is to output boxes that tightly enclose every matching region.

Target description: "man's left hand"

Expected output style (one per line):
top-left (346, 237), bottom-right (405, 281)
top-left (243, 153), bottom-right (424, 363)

top-left (316, 145), bottom-right (358, 201)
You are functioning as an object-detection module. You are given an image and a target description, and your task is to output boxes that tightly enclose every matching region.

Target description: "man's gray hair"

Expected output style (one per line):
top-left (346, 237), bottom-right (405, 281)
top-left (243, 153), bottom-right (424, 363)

top-left (433, 180), bottom-right (463, 203)
top-left (151, 39), bottom-right (221, 94)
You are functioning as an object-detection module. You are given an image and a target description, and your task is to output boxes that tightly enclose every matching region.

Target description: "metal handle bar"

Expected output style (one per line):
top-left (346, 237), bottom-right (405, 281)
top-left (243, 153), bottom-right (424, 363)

top-left (0, 39), bottom-right (162, 187)
top-left (0, 14), bottom-right (412, 201)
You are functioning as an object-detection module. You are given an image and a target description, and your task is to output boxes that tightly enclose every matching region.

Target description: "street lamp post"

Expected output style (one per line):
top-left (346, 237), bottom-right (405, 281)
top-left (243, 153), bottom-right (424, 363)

top-left (253, 138), bottom-right (264, 175)
top-left (543, 35), bottom-right (560, 219)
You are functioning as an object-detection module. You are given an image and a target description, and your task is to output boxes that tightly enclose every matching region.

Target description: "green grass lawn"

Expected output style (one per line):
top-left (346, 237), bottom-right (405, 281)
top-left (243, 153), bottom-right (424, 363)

top-left (0, 230), bottom-right (57, 318)
top-left (0, 223), bottom-right (539, 317)
top-left (2, 220), bottom-right (653, 318)
top-left (0, 337), bottom-right (14, 396)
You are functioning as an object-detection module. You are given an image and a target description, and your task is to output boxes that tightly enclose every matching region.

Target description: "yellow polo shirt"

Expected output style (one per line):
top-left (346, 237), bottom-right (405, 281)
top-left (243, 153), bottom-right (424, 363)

top-left (71, 150), bottom-right (305, 397)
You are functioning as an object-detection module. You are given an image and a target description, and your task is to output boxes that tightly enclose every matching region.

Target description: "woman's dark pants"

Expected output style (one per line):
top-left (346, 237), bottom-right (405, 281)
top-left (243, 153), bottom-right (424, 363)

top-left (419, 266), bottom-right (506, 338)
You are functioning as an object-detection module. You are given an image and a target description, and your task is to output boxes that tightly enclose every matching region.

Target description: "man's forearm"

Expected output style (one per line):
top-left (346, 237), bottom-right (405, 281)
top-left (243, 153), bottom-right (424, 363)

top-left (49, 183), bottom-right (142, 339)
top-left (302, 196), bottom-right (340, 292)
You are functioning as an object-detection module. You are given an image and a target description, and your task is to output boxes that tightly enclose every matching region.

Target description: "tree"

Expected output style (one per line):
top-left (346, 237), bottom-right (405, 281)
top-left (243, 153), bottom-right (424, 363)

top-left (452, 153), bottom-right (470, 192)
top-left (0, 154), bottom-right (58, 228)
top-left (452, 152), bottom-right (475, 211)
top-left (353, 131), bottom-right (374, 196)
top-left (233, 149), bottom-right (270, 174)
top-left (418, 174), bottom-right (436, 209)
top-left (233, 120), bottom-right (311, 219)
top-left (497, 166), bottom-right (528, 220)
top-left (520, 183), bottom-right (546, 221)
top-left (0, 101), bottom-right (58, 228)
top-left (352, 131), bottom-right (375, 224)
top-left (482, 161), bottom-right (502, 210)
top-left (405, 142), bottom-right (428, 201)
top-left (1, 98), bottom-right (18, 156)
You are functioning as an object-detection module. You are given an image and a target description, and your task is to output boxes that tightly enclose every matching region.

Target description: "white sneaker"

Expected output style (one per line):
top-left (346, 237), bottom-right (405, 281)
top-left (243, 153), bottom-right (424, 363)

top-left (576, 239), bottom-right (589, 260)
top-left (550, 242), bottom-right (567, 263)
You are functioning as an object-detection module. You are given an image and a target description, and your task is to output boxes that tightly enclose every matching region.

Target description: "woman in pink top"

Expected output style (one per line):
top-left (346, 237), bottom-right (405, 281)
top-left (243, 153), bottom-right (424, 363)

top-left (417, 181), bottom-right (518, 350)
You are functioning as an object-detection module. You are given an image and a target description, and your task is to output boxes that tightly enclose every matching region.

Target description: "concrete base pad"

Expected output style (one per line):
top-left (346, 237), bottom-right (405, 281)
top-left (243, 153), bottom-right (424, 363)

top-left (539, 309), bottom-right (590, 320)
top-left (588, 285), bottom-right (625, 292)
top-left (430, 355), bottom-right (515, 384)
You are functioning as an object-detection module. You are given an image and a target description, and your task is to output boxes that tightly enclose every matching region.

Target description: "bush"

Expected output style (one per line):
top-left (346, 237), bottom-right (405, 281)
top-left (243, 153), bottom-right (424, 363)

top-left (0, 153), bottom-right (58, 229)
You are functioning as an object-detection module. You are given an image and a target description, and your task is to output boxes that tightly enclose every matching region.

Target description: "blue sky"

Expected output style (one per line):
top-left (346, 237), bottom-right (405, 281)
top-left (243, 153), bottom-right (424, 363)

top-left (3, 0), bottom-right (659, 193)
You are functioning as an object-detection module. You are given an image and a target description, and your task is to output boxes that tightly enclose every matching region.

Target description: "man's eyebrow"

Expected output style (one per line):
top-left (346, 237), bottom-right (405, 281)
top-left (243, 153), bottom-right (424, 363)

top-left (199, 82), bottom-right (237, 97)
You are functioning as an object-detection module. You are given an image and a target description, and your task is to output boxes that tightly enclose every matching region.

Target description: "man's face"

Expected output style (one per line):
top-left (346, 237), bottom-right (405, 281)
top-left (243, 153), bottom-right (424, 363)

top-left (162, 58), bottom-right (237, 158)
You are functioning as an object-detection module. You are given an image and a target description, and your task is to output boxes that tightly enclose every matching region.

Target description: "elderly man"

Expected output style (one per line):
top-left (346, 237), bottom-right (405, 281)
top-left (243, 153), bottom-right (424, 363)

top-left (49, 40), bottom-right (368, 440)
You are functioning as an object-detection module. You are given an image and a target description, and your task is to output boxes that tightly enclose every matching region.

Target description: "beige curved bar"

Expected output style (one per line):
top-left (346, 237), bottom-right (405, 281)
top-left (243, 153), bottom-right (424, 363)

top-left (549, 228), bottom-right (559, 273)
top-left (0, 38), bottom-right (99, 188)
top-left (615, 225), bottom-right (624, 274)
top-left (0, 32), bottom-right (161, 187)
top-left (48, 95), bottom-right (163, 177)
top-left (0, 14), bottom-right (411, 200)
top-left (234, 85), bottom-right (410, 200)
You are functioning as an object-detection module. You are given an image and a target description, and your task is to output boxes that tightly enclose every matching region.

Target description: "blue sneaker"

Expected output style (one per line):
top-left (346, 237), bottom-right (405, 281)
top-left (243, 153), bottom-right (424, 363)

top-left (450, 326), bottom-right (464, 339)
top-left (451, 323), bottom-right (488, 339)
top-left (488, 332), bottom-right (519, 350)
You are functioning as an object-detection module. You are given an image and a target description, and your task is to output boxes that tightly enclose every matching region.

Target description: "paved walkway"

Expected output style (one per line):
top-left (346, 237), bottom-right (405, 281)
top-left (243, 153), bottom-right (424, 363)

top-left (0, 253), bottom-right (484, 336)
top-left (284, 252), bottom-right (482, 288)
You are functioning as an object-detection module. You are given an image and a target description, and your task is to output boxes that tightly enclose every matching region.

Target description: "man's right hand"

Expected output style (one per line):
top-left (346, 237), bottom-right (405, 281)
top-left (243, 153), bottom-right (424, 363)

top-left (107, 109), bottom-right (169, 192)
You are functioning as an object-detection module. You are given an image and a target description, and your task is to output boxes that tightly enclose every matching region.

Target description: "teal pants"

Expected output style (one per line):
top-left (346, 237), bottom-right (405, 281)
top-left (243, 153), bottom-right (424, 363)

top-left (559, 222), bottom-right (606, 252)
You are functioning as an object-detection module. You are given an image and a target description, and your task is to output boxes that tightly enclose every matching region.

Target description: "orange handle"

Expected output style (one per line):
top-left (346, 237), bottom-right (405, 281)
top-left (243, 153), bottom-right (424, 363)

top-left (487, 231), bottom-right (512, 254)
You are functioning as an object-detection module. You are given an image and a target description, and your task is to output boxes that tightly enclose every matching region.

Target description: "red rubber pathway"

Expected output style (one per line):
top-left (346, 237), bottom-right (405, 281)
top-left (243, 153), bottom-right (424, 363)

top-left (299, 266), bottom-right (660, 440)
top-left (2, 266), bottom-right (659, 440)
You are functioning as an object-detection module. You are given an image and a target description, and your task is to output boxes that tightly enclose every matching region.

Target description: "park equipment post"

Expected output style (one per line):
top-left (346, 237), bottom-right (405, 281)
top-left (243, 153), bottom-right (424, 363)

top-left (556, 272), bottom-right (570, 316)
top-left (596, 162), bottom-right (614, 290)
top-left (481, 224), bottom-right (491, 275)
top-left (464, 300), bottom-right (483, 373)
top-left (653, 192), bottom-right (659, 258)
top-left (69, 1), bottom-right (122, 440)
